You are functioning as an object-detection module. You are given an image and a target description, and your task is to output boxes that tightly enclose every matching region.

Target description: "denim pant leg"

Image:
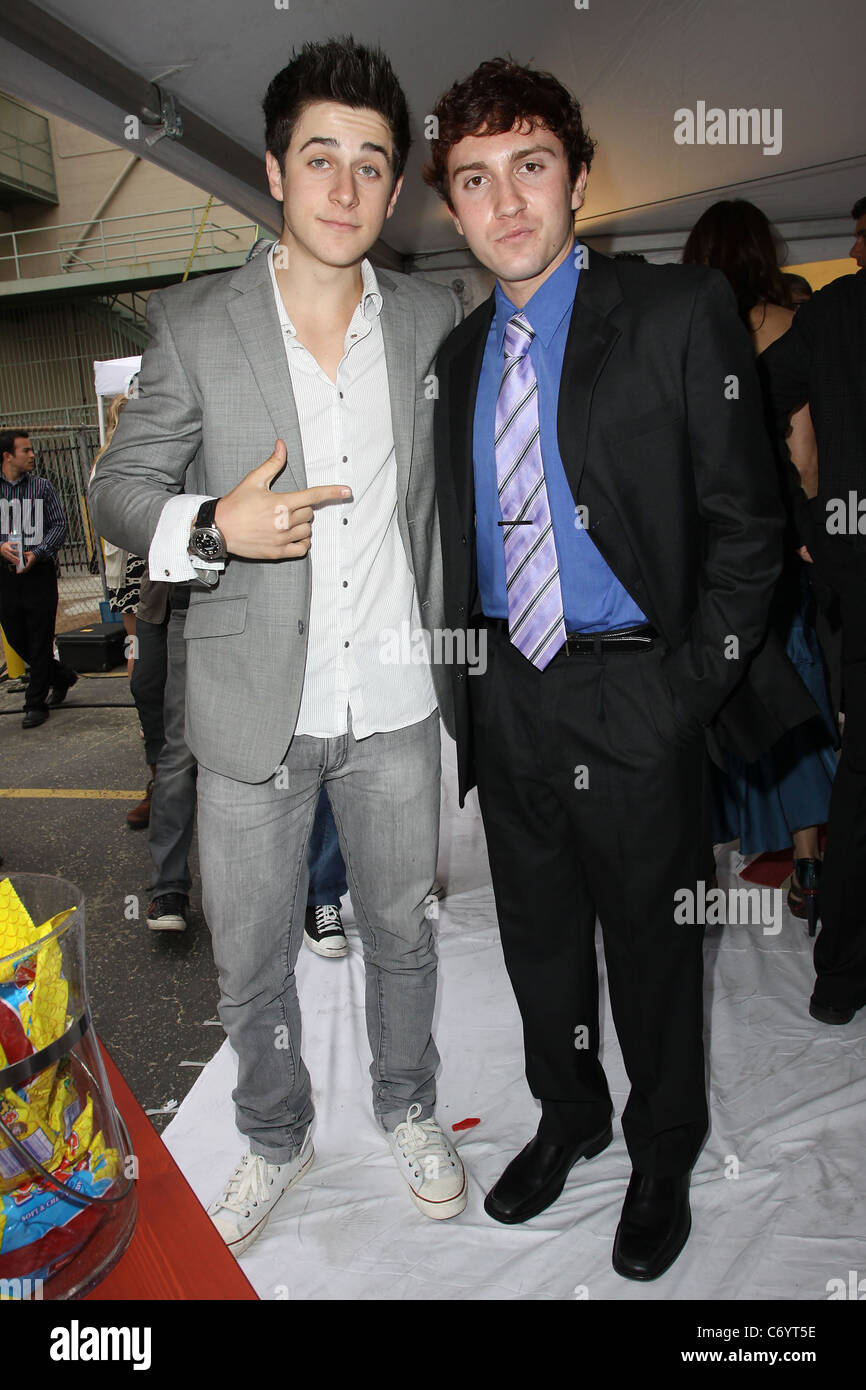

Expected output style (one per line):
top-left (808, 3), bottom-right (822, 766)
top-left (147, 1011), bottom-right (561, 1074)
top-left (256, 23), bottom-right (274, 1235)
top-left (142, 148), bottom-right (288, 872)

top-left (148, 607), bottom-right (197, 898)
top-left (324, 711), bottom-right (442, 1131)
top-left (130, 616), bottom-right (167, 766)
top-left (196, 747), bottom-right (323, 1162)
top-left (307, 786), bottom-right (348, 907)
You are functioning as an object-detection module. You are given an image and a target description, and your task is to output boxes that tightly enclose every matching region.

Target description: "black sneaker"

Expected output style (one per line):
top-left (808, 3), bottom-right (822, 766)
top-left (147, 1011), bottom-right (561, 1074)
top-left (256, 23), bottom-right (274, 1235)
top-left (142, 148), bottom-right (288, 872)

top-left (304, 903), bottom-right (348, 958)
top-left (146, 893), bottom-right (189, 932)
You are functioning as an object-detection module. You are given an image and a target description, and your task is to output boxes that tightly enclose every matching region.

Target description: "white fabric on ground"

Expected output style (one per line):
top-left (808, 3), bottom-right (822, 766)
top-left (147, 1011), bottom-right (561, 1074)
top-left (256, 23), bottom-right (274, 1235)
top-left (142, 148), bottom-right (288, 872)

top-left (162, 733), bottom-right (866, 1300)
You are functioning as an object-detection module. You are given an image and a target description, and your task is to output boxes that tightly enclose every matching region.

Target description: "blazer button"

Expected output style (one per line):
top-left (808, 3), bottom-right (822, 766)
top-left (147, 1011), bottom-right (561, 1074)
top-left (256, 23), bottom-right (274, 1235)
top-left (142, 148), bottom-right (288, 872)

top-left (457, 605), bottom-right (465, 616)
top-left (460, 534), bottom-right (467, 545)
top-left (298, 620), bottom-right (305, 635)
top-left (456, 671), bottom-right (464, 682)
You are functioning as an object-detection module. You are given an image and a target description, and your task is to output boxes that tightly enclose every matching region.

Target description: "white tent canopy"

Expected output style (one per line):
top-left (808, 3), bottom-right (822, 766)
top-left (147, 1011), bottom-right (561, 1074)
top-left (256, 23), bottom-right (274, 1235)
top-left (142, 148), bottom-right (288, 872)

top-left (1, 0), bottom-right (863, 267)
top-left (93, 355), bottom-right (141, 401)
top-left (93, 355), bottom-right (142, 445)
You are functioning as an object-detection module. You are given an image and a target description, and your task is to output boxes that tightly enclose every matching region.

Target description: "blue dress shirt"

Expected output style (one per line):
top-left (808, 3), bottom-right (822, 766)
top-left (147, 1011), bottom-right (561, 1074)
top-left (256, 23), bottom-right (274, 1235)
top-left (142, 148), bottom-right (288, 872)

top-left (472, 249), bottom-right (647, 633)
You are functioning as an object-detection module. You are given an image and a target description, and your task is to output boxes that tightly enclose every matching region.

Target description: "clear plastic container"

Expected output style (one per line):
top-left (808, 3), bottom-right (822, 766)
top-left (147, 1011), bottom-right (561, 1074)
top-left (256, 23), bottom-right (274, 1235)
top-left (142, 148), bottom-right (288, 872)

top-left (0, 873), bottom-right (137, 1298)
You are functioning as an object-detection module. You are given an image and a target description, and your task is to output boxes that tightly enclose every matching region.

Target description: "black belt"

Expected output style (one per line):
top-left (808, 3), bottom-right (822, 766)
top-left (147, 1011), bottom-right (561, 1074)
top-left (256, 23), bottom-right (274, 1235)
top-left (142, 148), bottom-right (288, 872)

top-left (483, 616), bottom-right (659, 655)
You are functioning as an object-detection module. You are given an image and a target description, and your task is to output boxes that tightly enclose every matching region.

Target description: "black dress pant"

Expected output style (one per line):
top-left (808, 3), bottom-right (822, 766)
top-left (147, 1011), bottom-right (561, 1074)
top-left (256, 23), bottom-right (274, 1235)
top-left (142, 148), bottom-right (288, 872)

top-left (810, 547), bottom-right (866, 1010)
top-left (470, 625), bottom-right (713, 1177)
top-left (129, 615), bottom-right (168, 766)
top-left (0, 561), bottom-right (74, 711)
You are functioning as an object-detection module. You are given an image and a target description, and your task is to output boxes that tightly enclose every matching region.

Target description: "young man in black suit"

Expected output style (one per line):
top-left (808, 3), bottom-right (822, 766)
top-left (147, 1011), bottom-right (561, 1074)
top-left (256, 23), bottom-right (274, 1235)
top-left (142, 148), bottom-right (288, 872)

top-left (423, 58), bottom-right (815, 1279)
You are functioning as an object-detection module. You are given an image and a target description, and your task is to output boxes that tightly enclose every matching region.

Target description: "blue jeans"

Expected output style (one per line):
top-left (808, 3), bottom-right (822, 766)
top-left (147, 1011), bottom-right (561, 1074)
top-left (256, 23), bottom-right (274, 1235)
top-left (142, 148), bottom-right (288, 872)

top-left (307, 786), bottom-right (348, 906)
top-left (196, 710), bottom-right (442, 1160)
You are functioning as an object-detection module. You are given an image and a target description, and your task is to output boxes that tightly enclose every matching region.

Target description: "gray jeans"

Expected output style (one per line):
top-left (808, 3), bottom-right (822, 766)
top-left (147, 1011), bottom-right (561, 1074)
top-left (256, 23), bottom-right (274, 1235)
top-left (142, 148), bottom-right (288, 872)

top-left (196, 709), bottom-right (442, 1162)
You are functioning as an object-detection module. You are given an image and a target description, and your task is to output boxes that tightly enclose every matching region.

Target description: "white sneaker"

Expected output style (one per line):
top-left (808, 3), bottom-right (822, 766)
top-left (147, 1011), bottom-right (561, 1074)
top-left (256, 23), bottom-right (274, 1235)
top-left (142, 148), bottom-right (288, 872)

top-left (207, 1130), bottom-right (314, 1256)
top-left (386, 1103), bottom-right (467, 1220)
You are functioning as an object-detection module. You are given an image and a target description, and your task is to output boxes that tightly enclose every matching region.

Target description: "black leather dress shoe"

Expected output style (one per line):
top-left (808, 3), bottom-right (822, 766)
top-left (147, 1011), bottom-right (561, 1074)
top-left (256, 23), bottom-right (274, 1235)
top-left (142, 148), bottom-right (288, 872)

top-left (46, 672), bottom-right (78, 707)
top-left (809, 995), bottom-right (861, 1025)
top-left (22, 707), bottom-right (49, 729)
top-left (612, 1171), bottom-right (691, 1280)
top-left (484, 1122), bottom-right (613, 1224)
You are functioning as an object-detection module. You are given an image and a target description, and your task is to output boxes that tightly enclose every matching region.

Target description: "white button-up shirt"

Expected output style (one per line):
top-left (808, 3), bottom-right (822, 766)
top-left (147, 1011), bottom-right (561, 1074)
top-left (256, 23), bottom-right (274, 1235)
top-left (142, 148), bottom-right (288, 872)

top-left (149, 244), bottom-right (437, 740)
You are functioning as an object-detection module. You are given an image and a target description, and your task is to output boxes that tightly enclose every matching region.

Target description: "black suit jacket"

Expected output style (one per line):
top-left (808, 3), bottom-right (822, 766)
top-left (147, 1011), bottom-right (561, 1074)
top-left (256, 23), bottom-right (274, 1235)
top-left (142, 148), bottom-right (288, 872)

top-left (433, 249), bottom-right (817, 804)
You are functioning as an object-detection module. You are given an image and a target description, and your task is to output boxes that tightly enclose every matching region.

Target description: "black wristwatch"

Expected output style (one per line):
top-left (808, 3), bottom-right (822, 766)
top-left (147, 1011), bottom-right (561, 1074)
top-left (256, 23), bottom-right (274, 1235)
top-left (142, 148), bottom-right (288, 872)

top-left (188, 498), bottom-right (228, 562)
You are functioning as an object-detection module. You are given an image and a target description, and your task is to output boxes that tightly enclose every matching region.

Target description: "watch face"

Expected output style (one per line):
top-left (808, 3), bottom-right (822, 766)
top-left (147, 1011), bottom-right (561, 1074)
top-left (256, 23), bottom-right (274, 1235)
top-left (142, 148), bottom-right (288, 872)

top-left (192, 528), bottom-right (224, 561)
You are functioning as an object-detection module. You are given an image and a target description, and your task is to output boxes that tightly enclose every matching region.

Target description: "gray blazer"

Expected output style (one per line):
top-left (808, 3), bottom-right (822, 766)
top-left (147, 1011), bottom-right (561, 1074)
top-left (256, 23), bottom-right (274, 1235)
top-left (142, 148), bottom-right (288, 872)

top-left (89, 246), bottom-right (460, 782)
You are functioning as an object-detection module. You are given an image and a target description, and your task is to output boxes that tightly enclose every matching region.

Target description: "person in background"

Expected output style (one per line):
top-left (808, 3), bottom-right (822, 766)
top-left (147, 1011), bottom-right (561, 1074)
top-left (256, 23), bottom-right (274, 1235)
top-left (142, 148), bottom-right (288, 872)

top-left (763, 259), bottom-right (866, 1024)
top-left (125, 575), bottom-right (169, 829)
top-left (142, 580), bottom-right (199, 932)
top-left (304, 787), bottom-right (349, 956)
top-left (682, 200), bottom-right (838, 935)
top-left (782, 272), bottom-right (813, 306)
top-left (0, 429), bottom-right (77, 729)
top-left (93, 395), bottom-right (146, 679)
top-left (849, 196), bottom-right (866, 270)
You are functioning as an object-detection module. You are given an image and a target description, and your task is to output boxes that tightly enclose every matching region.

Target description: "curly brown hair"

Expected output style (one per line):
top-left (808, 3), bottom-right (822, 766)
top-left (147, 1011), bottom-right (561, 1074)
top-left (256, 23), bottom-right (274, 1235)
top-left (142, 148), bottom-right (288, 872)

top-left (422, 57), bottom-right (595, 211)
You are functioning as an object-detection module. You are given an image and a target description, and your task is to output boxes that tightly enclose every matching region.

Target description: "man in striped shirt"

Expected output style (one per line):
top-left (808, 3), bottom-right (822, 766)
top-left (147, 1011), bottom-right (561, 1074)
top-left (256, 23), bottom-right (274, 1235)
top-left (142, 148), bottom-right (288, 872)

top-left (0, 429), bottom-right (77, 727)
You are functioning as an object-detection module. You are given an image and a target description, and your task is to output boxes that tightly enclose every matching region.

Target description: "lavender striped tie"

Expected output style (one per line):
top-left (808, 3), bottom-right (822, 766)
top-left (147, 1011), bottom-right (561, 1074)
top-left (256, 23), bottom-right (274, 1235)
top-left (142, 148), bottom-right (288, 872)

top-left (494, 312), bottom-right (566, 669)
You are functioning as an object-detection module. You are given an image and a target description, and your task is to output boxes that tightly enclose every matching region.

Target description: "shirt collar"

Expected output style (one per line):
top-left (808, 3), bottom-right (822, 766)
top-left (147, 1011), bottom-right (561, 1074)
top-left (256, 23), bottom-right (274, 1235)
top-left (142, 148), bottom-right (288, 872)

top-left (493, 243), bottom-right (581, 352)
top-left (267, 241), bottom-right (383, 339)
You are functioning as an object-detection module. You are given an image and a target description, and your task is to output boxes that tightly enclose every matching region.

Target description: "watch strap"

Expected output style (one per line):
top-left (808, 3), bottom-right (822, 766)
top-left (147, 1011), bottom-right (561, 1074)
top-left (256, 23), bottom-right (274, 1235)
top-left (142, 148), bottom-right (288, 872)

top-left (194, 498), bottom-right (221, 530)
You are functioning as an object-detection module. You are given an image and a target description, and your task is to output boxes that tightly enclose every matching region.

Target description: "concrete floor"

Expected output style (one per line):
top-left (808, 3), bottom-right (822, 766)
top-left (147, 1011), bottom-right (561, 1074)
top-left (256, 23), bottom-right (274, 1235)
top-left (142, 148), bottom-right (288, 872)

top-left (0, 665), bottom-right (223, 1132)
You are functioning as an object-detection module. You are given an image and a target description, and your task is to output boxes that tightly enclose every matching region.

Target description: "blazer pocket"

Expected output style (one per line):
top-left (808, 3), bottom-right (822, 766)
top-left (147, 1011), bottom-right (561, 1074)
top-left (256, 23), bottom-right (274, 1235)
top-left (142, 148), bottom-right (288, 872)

top-left (602, 399), bottom-right (684, 446)
top-left (184, 596), bottom-right (248, 638)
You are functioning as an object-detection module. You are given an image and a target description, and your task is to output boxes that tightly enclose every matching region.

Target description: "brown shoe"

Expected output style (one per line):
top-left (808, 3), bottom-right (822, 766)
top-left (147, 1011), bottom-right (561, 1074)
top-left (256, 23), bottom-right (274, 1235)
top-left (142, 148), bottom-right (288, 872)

top-left (127, 765), bottom-right (156, 829)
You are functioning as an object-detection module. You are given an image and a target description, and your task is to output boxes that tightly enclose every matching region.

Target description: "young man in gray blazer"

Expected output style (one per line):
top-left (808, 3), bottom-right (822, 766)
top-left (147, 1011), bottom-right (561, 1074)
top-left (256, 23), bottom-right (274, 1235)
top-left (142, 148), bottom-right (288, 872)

top-left (90, 37), bottom-right (467, 1254)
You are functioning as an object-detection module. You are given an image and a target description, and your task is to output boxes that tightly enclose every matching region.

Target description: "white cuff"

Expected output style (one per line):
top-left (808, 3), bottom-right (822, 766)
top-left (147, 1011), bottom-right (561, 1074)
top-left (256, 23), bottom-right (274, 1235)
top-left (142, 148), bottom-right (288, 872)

top-left (149, 494), bottom-right (224, 582)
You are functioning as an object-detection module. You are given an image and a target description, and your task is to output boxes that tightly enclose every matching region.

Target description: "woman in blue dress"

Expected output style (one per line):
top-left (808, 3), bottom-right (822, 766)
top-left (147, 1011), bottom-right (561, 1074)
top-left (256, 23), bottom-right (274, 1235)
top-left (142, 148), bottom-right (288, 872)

top-left (683, 201), bottom-right (838, 934)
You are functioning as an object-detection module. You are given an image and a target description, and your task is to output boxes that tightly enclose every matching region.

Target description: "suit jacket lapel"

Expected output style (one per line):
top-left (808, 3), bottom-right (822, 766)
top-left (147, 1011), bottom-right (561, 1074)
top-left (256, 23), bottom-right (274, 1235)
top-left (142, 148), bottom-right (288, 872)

top-left (226, 249), bottom-right (307, 492)
top-left (448, 295), bottom-right (495, 531)
top-left (557, 251), bottom-right (623, 501)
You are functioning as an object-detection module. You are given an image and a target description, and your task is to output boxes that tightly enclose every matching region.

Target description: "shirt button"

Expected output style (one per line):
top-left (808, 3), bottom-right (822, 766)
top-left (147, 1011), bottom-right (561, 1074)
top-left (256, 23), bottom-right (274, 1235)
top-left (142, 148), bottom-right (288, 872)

top-left (342, 517), bottom-right (348, 526)
top-left (298, 620), bottom-right (305, 635)
top-left (344, 640), bottom-right (349, 648)
top-left (342, 456), bottom-right (348, 462)
top-left (342, 580), bottom-right (348, 588)
top-left (339, 392), bottom-right (344, 399)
